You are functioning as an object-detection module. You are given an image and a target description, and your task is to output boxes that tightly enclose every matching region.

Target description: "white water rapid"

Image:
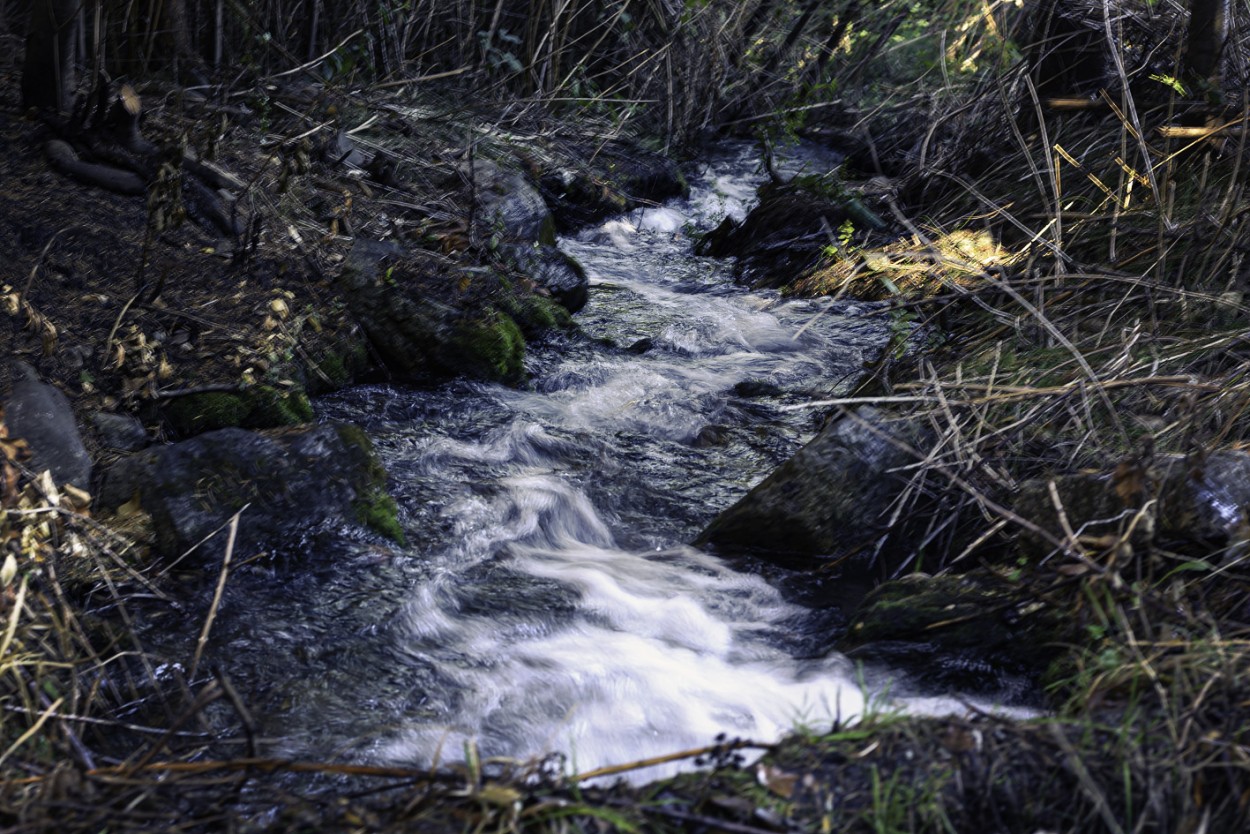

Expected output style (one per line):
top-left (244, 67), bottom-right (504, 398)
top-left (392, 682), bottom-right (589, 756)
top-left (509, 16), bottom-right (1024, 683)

top-left (230, 143), bottom-right (1021, 783)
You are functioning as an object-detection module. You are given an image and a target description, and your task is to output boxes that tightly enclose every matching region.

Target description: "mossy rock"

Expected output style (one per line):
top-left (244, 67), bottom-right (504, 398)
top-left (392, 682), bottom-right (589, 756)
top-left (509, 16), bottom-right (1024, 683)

top-left (335, 423), bottom-right (405, 544)
top-left (449, 309), bottom-right (526, 383)
top-left (249, 386), bottom-right (314, 426)
top-left (305, 335), bottom-right (371, 394)
top-left (502, 291), bottom-right (574, 337)
top-left (164, 392), bottom-right (251, 435)
top-left (164, 385), bottom-right (313, 436)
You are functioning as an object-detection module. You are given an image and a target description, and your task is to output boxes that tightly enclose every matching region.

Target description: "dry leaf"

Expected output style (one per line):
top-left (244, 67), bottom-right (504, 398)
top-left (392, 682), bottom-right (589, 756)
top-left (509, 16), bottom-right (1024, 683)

top-left (475, 782), bottom-right (521, 808)
top-left (117, 493), bottom-right (144, 518)
top-left (756, 763), bottom-right (798, 798)
top-left (61, 483), bottom-right (92, 512)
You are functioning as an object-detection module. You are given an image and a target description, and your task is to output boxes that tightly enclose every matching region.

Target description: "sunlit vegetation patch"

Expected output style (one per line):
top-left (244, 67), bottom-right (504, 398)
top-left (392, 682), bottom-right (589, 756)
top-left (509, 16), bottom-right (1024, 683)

top-left (795, 228), bottom-right (1015, 300)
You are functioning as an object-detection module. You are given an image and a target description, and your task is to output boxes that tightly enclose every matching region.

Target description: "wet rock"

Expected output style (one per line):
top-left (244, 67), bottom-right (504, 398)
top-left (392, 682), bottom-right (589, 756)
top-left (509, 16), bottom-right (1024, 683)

top-left (97, 423), bottom-right (402, 563)
top-left (533, 140), bottom-right (687, 231)
top-left (1014, 451), bottom-right (1250, 560)
top-left (841, 572), bottom-right (1063, 699)
top-left (695, 407), bottom-right (928, 582)
top-left (92, 411), bottom-right (149, 452)
top-left (499, 243), bottom-right (589, 312)
top-left (3, 361), bottom-right (92, 490)
top-left (627, 337), bottom-right (654, 354)
top-left (733, 379), bottom-right (783, 398)
top-left (696, 175), bottom-right (885, 288)
top-left (693, 425), bottom-right (730, 448)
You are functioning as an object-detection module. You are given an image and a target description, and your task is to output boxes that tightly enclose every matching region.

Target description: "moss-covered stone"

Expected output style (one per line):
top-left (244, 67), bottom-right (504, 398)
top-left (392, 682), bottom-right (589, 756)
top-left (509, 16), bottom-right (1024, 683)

top-left (537, 214), bottom-right (557, 247)
top-left (163, 385), bottom-right (314, 437)
top-left (306, 336), bottom-right (371, 394)
top-left (165, 392), bottom-right (251, 435)
top-left (335, 423), bottom-right (405, 544)
top-left (502, 291), bottom-right (574, 337)
top-left (841, 571), bottom-right (1068, 695)
top-left (249, 385), bottom-right (314, 426)
top-left (354, 485), bottom-right (405, 544)
top-left (450, 309), bottom-right (526, 382)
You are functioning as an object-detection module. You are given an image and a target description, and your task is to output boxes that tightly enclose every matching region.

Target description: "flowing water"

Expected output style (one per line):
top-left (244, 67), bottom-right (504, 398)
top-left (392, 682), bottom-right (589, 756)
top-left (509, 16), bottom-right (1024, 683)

top-left (189, 143), bottom-right (1015, 782)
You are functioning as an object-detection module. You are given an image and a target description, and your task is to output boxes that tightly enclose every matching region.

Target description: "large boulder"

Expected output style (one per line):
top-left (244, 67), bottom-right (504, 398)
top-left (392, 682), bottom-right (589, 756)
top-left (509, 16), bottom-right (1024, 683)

top-left (97, 423), bottom-right (402, 563)
top-left (499, 243), bottom-right (589, 313)
top-left (1013, 450), bottom-right (1250, 560)
top-left (695, 407), bottom-right (929, 583)
top-left (461, 159), bottom-right (556, 246)
top-left (3, 361), bottom-right (92, 491)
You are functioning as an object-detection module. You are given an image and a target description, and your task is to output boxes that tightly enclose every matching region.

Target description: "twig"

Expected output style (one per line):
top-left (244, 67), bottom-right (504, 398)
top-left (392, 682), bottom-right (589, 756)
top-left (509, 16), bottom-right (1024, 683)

top-left (151, 383), bottom-right (243, 400)
top-left (572, 739), bottom-right (770, 783)
top-left (189, 508), bottom-right (243, 682)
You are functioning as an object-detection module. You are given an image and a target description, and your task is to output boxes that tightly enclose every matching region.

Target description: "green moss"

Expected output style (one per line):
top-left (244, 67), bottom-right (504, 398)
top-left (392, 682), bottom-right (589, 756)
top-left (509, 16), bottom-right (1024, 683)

top-left (249, 385), bottom-right (314, 426)
top-left (165, 392), bottom-right (251, 435)
top-left (335, 423), bottom-right (405, 544)
top-left (354, 486), bottom-right (405, 544)
top-left (502, 292), bottom-right (574, 337)
top-left (537, 213), bottom-right (557, 247)
top-left (164, 384), bottom-right (314, 437)
top-left (451, 309), bottom-right (526, 382)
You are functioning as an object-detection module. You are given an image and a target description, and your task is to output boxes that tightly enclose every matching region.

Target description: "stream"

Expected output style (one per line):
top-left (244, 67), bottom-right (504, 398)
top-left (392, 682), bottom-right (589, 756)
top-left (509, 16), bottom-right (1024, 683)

top-left (195, 143), bottom-right (1016, 782)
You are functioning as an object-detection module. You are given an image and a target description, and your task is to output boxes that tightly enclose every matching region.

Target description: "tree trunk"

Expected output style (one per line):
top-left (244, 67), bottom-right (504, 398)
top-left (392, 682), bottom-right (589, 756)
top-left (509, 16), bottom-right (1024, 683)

top-left (21, 0), bottom-right (81, 112)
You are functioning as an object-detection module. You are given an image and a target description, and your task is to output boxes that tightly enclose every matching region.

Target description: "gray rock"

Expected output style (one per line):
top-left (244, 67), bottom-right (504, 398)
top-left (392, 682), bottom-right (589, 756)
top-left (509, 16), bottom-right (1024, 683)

top-left (92, 411), bottom-right (149, 452)
top-left (1014, 450), bottom-right (1250, 560)
top-left (695, 407), bottom-right (927, 578)
top-left (500, 243), bottom-right (589, 312)
top-left (463, 159), bottom-right (554, 245)
top-left (322, 129), bottom-right (367, 169)
top-left (4, 361), bottom-right (92, 490)
top-left (97, 423), bottom-right (395, 563)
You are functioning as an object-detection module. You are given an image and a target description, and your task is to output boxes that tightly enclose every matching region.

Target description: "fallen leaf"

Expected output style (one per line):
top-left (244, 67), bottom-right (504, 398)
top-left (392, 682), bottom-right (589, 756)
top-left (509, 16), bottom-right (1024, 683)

top-left (756, 763), bottom-right (798, 798)
top-left (117, 493), bottom-right (144, 518)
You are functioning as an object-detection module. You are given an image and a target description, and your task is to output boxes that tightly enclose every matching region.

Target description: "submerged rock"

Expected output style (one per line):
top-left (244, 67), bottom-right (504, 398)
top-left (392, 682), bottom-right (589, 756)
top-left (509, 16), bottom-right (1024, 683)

top-left (97, 423), bottom-right (402, 563)
top-left (1014, 451), bottom-right (1250, 561)
top-left (3, 361), bottom-right (92, 490)
top-left (695, 407), bottom-right (928, 584)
